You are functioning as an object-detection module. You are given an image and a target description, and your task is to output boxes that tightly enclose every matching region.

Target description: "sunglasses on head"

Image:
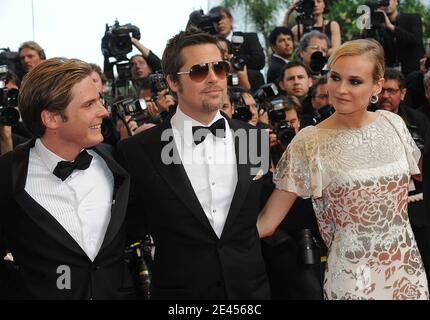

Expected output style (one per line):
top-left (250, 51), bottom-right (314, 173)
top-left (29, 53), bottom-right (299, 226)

top-left (176, 60), bottom-right (230, 82)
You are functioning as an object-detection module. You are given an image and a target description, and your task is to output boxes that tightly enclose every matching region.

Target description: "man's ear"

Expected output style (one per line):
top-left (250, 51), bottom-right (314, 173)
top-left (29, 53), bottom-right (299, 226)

top-left (400, 87), bottom-right (407, 101)
top-left (278, 77), bottom-right (286, 91)
top-left (166, 75), bottom-right (179, 94)
top-left (41, 110), bottom-right (62, 130)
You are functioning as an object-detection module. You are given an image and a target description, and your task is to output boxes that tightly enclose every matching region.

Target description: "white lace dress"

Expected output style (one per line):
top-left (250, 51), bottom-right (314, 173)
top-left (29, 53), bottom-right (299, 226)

top-left (274, 110), bottom-right (429, 300)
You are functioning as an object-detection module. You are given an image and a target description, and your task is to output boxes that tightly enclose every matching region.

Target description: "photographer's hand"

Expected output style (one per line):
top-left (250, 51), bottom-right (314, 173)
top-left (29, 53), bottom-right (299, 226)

top-left (378, 9), bottom-right (395, 31)
top-left (283, 0), bottom-right (300, 26)
top-left (0, 124), bottom-right (13, 154)
top-left (156, 89), bottom-right (176, 112)
top-left (258, 108), bottom-right (269, 126)
top-left (237, 65), bottom-right (251, 91)
top-left (131, 37), bottom-right (151, 58)
top-left (116, 116), bottom-right (138, 140)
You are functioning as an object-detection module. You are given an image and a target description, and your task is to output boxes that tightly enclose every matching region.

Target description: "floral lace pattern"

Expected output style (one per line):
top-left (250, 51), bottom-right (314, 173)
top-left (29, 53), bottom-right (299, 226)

top-left (274, 110), bottom-right (428, 300)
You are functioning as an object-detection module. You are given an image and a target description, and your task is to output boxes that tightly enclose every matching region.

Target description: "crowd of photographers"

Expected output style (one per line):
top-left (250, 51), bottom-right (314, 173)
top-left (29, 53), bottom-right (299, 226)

top-left (1, 0), bottom-right (430, 300)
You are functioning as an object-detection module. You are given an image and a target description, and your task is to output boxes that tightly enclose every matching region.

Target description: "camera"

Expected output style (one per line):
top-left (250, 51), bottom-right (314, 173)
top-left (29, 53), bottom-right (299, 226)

top-left (229, 86), bottom-right (253, 123)
top-left (148, 71), bottom-right (168, 101)
top-left (263, 99), bottom-right (296, 147)
top-left (101, 19), bottom-right (140, 60)
top-left (309, 51), bottom-right (328, 76)
top-left (111, 96), bottom-right (150, 126)
top-left (314, 104), bottom-right (335, 123)
top-left (0, 65), bottom-right (20, 126)
top-left (0, 48), bottom-right (24, 80)
top-left (230, 33), bottom-right (246, 71)
top-left (124, 235), bottom-right (154, 300)
top-left (253, 83), bottom-right (279, 104)
top-left (296, 0), bottom-right (315, 35)
top-left (187, 9), bottom-right (222, 35)
top-left (366, 0), bottom-right (390, 29)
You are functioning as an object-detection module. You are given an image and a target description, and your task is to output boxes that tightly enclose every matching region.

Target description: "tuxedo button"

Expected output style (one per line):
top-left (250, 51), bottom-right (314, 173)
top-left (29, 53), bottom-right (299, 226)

top-left (216, 281), bottom-right (223, 287)
top-left (218, 243), bottom-right (223, 249)
top-left (92, 265), bottom-right (100, 271)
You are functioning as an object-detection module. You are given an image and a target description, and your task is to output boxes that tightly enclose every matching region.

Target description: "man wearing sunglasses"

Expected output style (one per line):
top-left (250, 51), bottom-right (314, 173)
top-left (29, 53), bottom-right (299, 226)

top-left (116, 29), bottom-right (271, 300)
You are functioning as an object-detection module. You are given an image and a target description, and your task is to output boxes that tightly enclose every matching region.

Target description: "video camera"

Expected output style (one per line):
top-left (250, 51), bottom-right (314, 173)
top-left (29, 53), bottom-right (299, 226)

top-left (296, 0), bottom-right (315, 36)
top-left (101, 20), bottom-right (140, 89)
top-left (0, 65), bottom-right (20, 126)
top-left (0, 48), bottom-right (24, 80)
top-left (101, 19), bottom-right (141, 60)
top-left (187, 9), bottom-right (222, 35)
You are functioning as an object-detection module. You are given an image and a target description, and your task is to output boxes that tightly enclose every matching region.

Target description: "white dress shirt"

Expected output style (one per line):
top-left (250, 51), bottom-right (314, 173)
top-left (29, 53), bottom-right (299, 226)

top-left (171, 107), bottom-right (237, 238)
top-left (25, 139), bottom-right (114, 261)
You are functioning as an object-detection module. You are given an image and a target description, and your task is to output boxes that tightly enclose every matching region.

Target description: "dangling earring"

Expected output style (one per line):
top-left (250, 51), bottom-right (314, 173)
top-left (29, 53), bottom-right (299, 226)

top-left (370, 94), bottom-right (379, 104)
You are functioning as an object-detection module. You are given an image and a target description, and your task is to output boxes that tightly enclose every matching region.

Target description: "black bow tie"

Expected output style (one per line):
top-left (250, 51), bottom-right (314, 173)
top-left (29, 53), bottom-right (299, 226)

top-left (192, 118), bottom-right (226, 145)
top-left (53, 149), bottom-right (93, 181)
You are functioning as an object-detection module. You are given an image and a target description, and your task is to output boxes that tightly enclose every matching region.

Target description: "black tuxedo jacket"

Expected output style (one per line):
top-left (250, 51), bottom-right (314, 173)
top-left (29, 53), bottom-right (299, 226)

top-left (266, 55), bottom-right (287, 85)
top-left (0, 140), bottom-right (135, 299)
top-left (116, 115), bottom-right (271, 300)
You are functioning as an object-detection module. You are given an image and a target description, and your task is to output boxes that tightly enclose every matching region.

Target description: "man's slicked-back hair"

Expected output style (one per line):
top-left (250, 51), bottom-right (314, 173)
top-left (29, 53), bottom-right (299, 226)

top-left (161, 28), bottom-right (222, 84)
top-left (18, 57), bottom-right (92, 138)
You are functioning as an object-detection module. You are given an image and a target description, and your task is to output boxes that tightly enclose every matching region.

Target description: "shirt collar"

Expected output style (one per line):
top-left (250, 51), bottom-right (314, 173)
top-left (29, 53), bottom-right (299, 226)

top-left (171, 106), bottom-right (228, 147)
top-left (33, 138), bottom-right (69, 174)
top-left (273, 53), bottom-right (290, 64)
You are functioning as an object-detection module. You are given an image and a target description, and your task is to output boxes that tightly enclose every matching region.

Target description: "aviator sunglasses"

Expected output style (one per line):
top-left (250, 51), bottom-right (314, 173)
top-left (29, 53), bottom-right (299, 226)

top-left (176, 60), bottom-right (230, 82)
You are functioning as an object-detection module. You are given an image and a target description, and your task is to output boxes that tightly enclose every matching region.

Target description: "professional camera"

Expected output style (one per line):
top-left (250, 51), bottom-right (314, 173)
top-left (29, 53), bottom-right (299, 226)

top-left (187, 9), bottom-right (222, 35)
top-left (124, 235), bottom-right (154, 300)
top-left (253, 83), bottom-right (279, 103)
top-left (0, 48), bottom-right (24, 80)
top-left (296, 0), bottom-right (315, 35)
top-left (309, 51), bottom-right (328, 76)
top-left (366, 0), bottom-right (390, 29)
top-left (264, 99), bottom-right (296, 147)
top-left (111, 96), bottom-right (150, 126)
top-left (0, 65), bottom-right (20, 126)
top-left (148, 71), bottom-right (168, 101)
top-left (230, 33), bottom-right (246, 71)
top-left (101, 19), bottom-right (141, 60)
top-left (229, 86), bottom-right (252, 123)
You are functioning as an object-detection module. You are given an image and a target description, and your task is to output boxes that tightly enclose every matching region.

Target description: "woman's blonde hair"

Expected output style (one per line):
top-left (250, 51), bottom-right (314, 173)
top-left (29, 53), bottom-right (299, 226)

top-left (328, 39), bottom-right (385, 83)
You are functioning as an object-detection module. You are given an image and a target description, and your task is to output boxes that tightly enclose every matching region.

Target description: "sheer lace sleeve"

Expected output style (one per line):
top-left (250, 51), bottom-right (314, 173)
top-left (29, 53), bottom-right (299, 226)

top-left (273, 127), bottom-right (327, 198)
top-left (377, 110), bottom-right (421, 175)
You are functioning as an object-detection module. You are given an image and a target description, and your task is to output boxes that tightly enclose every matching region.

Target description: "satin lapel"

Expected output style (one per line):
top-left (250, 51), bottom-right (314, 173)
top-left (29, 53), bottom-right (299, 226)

top-left (12, 139), bottom-right (86, 257)
top-left (92, 145), bottom-right (130, 252)
top-left (221, 119), bottom-right (253, 236)
top-left (144, 120), bottom-right (216, 236)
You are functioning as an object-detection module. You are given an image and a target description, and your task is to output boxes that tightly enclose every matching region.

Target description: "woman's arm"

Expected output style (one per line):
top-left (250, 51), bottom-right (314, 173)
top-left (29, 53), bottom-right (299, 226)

top-left (327, 20), bottom-right (341, 56)
top-left (257, 188), bottom-right (298, 238)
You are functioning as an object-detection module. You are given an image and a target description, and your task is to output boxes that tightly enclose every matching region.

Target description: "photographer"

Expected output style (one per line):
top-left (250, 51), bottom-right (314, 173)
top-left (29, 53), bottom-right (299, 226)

top-left (0, 68), bottom-right (30, 155)
top-left (284, 0), bottom-right (341, 56)
top-left (130, 37), bottom-right (162, 89)
top-left (298, 30), bottom-right (330, 78)
top-left (361, 0), bottom-right (424, 77)
top-left (18, 41), bottom-right (46, 76)
top-left (376, 68), bottom-right (430, 285)
top-left (217, 37), bottom-right (251, 91)
top-left (267, 26), bottom-right (295, 85)
top-left (261, 95), bottom-right (326, 299)
top-left (208, 6), bottom-right (266, 91)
